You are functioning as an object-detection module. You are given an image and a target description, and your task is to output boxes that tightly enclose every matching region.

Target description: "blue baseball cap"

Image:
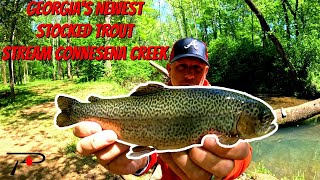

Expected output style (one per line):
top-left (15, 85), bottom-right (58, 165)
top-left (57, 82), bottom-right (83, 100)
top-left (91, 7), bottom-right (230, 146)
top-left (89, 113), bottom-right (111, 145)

top-left (170, 37), bottom-right (209, 66)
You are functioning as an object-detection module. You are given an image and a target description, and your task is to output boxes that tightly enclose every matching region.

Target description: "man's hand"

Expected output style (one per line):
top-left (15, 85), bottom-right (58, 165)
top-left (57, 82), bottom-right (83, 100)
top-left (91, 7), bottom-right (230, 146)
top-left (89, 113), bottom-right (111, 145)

top-left (73, 121), bottom-right (148, 175)
top-left (158, 138), bottom-right (250, 180)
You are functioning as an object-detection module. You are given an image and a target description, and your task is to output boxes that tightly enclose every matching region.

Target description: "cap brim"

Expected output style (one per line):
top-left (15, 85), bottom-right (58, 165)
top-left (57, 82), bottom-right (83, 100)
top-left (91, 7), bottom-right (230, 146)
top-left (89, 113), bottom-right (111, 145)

top-left (170, 54), bottom-right (209, 66)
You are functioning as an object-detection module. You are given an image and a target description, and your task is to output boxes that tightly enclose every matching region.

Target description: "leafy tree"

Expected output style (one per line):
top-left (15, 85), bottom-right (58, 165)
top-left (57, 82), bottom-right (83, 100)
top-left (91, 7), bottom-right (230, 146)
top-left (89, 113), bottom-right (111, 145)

top-left (0, 0), bottom-right (33, 101)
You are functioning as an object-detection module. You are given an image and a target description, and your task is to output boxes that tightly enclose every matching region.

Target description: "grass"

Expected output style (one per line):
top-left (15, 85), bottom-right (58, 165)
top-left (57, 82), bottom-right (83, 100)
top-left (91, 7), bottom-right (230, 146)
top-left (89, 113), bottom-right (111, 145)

top-left (297, 114), bottom-right (320, 125)
top-left (64, 141), bottom-right (78, 157)
top-left (0, 79), bottom-right (130, 123)
top-left (246, 162), bottom-right (275, 176)
top-left (246, 162), bottom-right (315, 180)
top-left (280, 172), bottom-right (305, 180)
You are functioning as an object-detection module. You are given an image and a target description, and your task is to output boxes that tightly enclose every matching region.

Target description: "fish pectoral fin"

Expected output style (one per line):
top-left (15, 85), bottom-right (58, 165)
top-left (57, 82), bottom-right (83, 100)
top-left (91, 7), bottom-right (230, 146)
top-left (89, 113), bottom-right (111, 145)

top-left (126, 146), bottom-right (156, 159)
top-left (216, 135), bottom-right (240, 147)
top-left (130, 82), bottom-right (165, 96)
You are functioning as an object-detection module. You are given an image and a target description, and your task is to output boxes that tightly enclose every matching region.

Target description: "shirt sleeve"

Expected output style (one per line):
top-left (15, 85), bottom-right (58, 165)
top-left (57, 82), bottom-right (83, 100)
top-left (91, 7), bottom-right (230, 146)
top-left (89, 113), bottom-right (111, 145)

top-left (134, 153), bottom-right (158, 176)
top-left (223, 144), bottom-right (252, 180)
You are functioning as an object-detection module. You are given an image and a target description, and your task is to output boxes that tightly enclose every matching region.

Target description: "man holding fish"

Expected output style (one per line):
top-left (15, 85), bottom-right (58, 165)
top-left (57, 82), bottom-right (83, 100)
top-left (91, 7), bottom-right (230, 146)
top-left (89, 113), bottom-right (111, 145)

top-left (73, 38), bottom-right (253, 180)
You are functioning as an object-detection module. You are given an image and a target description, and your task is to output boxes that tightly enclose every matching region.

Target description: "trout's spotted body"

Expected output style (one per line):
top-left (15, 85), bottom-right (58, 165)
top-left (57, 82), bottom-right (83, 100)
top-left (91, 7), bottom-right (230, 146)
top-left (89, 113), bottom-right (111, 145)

top-left (55, 82), bottom-right (278, 159)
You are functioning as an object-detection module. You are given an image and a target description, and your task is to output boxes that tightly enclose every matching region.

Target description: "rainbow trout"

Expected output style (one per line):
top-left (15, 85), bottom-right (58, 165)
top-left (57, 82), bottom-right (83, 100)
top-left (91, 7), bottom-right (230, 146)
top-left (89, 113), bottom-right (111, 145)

top-left (54, 82), bottom-right (277, 159)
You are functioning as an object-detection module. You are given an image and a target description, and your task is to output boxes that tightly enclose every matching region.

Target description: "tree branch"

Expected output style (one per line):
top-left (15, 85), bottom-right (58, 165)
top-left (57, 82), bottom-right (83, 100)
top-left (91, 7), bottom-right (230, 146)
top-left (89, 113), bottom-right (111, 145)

top-left (244, 0), bottom-right (299, 91)
top-left (283, 0), bottom-right (296, 16)
top-left (275, 98), bottom-right (320, 124)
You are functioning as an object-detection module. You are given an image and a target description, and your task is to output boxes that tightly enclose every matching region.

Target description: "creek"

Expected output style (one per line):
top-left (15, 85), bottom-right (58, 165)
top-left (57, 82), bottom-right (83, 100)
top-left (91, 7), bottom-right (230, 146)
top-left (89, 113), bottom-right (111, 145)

top-left (249, 96), bottom-right (320, 179)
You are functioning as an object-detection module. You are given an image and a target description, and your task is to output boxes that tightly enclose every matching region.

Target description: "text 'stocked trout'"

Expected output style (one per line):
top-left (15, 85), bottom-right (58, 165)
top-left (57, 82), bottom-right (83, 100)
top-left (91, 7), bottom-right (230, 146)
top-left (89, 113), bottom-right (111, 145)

top-left (54, 82), bottom-right (278, 159)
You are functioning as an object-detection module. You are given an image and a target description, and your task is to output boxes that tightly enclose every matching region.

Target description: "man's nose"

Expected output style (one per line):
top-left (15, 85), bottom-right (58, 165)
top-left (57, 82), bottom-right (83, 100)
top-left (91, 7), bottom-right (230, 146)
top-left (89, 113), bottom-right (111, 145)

top-left (185, 68), bottom-right (195, 79)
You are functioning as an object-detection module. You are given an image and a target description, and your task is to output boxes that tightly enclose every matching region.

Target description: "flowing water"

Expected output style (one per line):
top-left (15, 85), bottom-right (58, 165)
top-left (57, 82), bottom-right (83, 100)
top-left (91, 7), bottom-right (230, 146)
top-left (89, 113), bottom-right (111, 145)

top-left (248, 96), bottom-right (320, 179)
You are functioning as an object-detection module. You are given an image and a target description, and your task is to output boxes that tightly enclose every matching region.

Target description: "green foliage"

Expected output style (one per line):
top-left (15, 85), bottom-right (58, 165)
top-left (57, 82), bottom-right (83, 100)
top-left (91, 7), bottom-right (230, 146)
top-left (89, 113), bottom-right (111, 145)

top-left (64, 141), bottom-right (78, 157)
top-left (0, 0), bottom-right (319, 97)
top-left (280, 171), bottom-right (306, 180)
top-left (207, 37), bottom-right (293, 94)
top-left (109, 60), bottom-right (163, 86)
top-left (252, 162), bottom-right (274, 175)
top-left (77, 61), bottom-right (106, 82)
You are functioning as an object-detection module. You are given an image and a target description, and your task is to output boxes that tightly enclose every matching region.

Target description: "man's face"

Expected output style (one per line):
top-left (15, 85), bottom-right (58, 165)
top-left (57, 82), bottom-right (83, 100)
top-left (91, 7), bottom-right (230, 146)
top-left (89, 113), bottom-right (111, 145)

top-left (166, 57), bottom-right (209, 86)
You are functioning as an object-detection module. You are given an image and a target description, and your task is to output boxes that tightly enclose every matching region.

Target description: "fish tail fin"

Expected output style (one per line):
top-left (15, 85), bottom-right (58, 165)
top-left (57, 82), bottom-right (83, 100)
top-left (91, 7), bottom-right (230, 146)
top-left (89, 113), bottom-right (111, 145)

top-left (56, 96), bottom-right (79, 127)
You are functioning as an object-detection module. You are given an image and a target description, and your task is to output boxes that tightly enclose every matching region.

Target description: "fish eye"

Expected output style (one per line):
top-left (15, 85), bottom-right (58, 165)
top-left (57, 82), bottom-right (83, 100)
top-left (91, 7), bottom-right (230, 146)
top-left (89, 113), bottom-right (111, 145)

top-left (263, 114), bottom-right (270, 121)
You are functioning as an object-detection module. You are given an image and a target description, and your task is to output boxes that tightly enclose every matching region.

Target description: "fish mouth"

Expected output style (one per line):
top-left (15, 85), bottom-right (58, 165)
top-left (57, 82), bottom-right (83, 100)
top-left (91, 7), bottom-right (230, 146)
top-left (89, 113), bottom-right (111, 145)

top-left (264, 124), bottom-right (276, 134)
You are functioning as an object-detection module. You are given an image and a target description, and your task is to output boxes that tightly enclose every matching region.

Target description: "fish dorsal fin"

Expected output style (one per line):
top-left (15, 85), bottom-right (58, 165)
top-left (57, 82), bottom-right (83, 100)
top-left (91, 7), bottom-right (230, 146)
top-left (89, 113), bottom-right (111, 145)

top-left (130, 83), bottom-right (165, 96)
top-left (88, 95), bottom-right (101, 102)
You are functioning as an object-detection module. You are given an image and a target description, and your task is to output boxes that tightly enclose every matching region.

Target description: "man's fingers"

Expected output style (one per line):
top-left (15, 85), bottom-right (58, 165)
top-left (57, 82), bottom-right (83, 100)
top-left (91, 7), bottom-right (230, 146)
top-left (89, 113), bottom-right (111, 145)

top-left (203, 137), bottom-right (249, 160)
top-left (189, 147), bottom-right (234, 178)
top-left (73, 121), bottom-right (102, 138)
top-left (104, 152), bottom-right (148, 175)
top-left (76, 130), bottom-right (117, 156)
top-left (158, 153), bottom-right (190, 180)
top-left (94, 142), bottom-right (129, 166)
top-left (171, 151), bottom-right (212, 180)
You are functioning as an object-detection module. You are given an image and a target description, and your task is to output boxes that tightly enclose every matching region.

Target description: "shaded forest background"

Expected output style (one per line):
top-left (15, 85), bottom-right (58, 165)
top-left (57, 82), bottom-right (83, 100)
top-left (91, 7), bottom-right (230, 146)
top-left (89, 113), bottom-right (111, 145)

top-left (1, 0), bottom-right (320, 100)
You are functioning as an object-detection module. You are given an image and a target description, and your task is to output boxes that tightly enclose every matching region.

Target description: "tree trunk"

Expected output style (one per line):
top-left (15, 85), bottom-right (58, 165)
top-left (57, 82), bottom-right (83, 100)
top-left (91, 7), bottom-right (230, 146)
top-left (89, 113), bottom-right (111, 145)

top-left (218, 10), bottom-right (222, 35)
top-left (294, 0), bottom-right (299, 37)
top-left (244, 0), bottom-right (299, 91)
top-left (8, 22), bottom-right (16, 101)
top-left (14, 62), bottom-right (18, 85)
top-left (18, 60), bottom-right (22, 85)
top-left (275, 98), bottom-right (320, 124)
top-left (103, 13), bottom-right (112, 76)
top-left (57, 36), bottom-right (63, 80)
top-left (76, 62), bottom-right (80, 78)
top-left (262, 31), bottom-right (267, 48)
top-left (7, 0), bottom-right (23, 101)
top-left (52, 39), bottom-right (56, 81)
top-left (179, 0), bottom-right (188, 37)
top-left (281, 0), bottom-right (291, 39)
top-left (283, 0), bottom-right (299, 37)
top-left (300, 5), bottom-right (305, 32)
top-left (229, 19), bottom-right (236, 39)
top-left (204, 22), bottom-right (208, 42)
top-left (211, 12), bottom-right (218, 39)
top-left (23, 61), bottom-right (28, 84)
top-left (53, 15), bottom-right (61, 81)
top-left (251, 11), bottom-right (254, 46)
top-left (189, 0), bottom-right (198, 38)
top-left (2, 60), bottom-right (6, 85)
top-left (58, 61), bottom-right (62, 80)
top-left (159, 0), bottom-right (163, 43)
top-left (178, 18), bottom-right (184, 38)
